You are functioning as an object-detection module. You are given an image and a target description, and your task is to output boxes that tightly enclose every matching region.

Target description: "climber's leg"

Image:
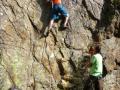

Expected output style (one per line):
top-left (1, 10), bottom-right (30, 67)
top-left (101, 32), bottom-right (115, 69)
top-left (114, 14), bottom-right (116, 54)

top-left (64, 16), bottom-right (69, 28)
top-left (48, 4), bottom-right (58, 30)
top-left (48, 19), bottom-right (54, 30)
top-left (58, 4), bottom-right (69, 28)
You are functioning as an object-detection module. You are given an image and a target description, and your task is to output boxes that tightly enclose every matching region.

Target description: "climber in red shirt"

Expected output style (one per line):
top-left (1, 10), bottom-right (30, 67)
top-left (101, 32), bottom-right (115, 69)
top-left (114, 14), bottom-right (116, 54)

top-left (47, 0), bottom-right (69, 30)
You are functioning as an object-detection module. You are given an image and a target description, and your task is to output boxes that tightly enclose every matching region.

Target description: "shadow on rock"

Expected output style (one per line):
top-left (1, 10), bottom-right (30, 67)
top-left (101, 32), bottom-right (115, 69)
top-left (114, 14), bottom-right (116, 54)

top-left (36, 0), bottom-right (51, 34)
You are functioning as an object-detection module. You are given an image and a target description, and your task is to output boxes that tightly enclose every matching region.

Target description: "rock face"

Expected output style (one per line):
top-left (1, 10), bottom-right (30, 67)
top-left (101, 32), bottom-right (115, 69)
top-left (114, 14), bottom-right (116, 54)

top-left (0, 0), bottom-right (120, 90)
top-left (84, 0), bottom-right (104, 20)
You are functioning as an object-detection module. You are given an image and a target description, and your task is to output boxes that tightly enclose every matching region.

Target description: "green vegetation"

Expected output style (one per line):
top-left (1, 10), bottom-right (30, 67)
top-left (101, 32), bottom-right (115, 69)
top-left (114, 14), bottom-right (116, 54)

top-left (111, 0), bottom-right (120, 7)
top-left (112, 0), bottom-right (120, 4)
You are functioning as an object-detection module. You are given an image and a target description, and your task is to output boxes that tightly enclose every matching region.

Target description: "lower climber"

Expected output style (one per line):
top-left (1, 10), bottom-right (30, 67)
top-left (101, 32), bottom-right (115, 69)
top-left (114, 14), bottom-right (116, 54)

top-left (83, 45), bottom-right (103, 90)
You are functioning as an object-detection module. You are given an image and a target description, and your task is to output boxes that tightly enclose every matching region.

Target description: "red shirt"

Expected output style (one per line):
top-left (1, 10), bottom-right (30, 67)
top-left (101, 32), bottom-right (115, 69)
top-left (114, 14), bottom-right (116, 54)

top-left (52, 0), bottom-right (61, 4)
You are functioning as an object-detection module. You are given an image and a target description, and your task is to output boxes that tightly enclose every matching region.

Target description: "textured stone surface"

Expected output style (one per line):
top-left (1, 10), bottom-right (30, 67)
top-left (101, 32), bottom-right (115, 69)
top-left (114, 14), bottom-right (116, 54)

top-left (0, 0), bottom-right (120, 90)
top-left (84, 0), bottom-right (104, 20)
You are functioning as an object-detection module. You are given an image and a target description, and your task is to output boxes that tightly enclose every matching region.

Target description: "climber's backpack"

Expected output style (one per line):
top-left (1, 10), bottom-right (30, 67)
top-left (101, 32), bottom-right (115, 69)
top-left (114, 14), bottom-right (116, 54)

top-left (102, 58), bottom-right (108, 78)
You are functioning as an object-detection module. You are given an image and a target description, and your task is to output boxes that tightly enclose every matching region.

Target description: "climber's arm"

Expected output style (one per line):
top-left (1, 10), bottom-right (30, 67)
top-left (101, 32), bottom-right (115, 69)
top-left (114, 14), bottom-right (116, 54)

top-left (46, 0), bottom-right (52, 7)
top-left (83, 60), bottom-right (91, 69)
